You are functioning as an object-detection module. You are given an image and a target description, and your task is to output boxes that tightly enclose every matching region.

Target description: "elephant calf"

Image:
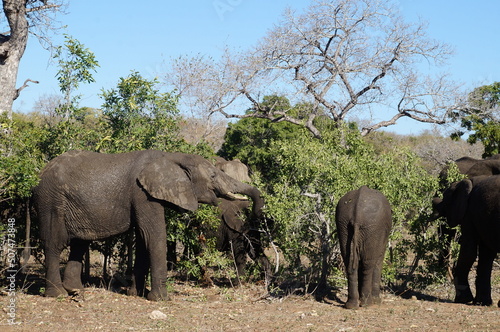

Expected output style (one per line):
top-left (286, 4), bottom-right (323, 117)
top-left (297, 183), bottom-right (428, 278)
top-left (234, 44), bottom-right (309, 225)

top-left (335, 186), bottom-right (392, 309)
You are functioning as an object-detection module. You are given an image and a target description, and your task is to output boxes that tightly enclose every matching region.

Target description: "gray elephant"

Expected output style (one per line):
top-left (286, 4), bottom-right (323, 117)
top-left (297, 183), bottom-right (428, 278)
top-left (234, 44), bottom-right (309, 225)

top-left (335, 186), bottom-right (392, 309)
top-left (439, 154), bottom-right (500, 186)
top-left (212, 157), bottom-right (271, 282)
top-left (32, 150), bottom-right (264, 301)
top-left (437, 154), bottom-right (500, 266)
top-left (433, 175), bottom-right (500, 306)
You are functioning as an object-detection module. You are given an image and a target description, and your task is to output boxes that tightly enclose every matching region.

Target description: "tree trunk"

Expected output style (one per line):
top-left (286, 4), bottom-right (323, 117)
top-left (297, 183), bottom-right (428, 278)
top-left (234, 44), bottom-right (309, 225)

top-left (0, 0), bottom-right (29, 119)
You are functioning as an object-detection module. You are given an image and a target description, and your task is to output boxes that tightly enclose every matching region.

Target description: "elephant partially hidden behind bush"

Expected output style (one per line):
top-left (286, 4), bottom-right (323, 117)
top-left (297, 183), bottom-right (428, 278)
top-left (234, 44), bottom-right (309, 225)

top-left (166, 157), bottom-right (271, 284)
top-left (439, 154), bottom-right (500, 187)
top-left (212, 157), bottom-right (272, 283)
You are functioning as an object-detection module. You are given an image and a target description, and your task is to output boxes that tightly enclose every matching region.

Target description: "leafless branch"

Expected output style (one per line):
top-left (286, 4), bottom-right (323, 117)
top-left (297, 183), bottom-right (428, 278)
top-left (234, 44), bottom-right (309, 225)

top-left (162, 0), bottom-right (463, 137)
top-left (26, 4), bottom-right (59, 13)
top-left (14, 79), bottom-right (39, 100)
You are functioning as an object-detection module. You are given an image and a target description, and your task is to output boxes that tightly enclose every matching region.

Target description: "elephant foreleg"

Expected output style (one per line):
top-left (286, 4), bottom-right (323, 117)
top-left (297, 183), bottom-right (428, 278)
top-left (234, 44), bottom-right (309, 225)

top-left (146, 234), bottom-right (168, 301)
top-left (246, 230), bottom-right (273, 281)
top-left (63, 238), bottom-right (90, 294)
top-left (474, 245), bottom-right (496, 306)
top-left (230, 238), bottom-right (247, 285)
top-left (166, 239), bottom-right (177, 271)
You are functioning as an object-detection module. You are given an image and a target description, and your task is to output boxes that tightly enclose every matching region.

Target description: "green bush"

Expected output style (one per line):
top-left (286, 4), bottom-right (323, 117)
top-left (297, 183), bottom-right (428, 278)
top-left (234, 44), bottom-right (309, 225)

top-left (222, 118), bottom-right (444, 292)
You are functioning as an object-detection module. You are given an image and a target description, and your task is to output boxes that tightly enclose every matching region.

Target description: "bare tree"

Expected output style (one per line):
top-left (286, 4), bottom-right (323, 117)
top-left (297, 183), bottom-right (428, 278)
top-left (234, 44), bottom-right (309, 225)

top-left (163, 0), bottom-right (465, 137)
top-left (0, 0), bottom-right (65, 119)
top-left (178, 116), bottom-right (228, 151)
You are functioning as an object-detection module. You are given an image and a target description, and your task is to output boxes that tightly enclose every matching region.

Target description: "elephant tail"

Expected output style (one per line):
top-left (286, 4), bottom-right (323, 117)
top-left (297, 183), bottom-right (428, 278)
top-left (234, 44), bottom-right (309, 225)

top-left (349, 223), bottom-right (360, 274)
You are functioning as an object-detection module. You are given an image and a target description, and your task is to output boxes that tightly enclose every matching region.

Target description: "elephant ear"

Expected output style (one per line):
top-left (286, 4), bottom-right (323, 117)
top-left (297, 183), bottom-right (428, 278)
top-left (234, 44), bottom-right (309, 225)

top-left (138, 159), bottom-right (199, 211)
top-left (219, 200), bottom-right (245, 233)
top-left (449, 179), bottom-right (473, 227)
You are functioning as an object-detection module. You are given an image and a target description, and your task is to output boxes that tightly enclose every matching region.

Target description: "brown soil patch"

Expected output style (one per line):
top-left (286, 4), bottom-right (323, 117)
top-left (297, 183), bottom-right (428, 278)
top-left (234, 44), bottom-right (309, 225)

top-left (2, 277), bottom-right (499, 331)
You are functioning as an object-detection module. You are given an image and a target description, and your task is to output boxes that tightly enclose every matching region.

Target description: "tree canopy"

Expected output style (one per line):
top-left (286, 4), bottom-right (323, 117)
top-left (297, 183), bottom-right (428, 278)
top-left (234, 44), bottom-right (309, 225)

top-left (164, 0), bottom-right (463, 138)
top-left (451, 82), bottom-right (500, 157)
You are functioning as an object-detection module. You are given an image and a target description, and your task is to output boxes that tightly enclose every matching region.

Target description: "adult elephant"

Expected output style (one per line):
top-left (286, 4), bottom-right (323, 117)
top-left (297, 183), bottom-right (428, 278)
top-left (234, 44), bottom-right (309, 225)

top-left (439, 154), bottom-right (500, 186)
top-left (433, 175), bottom-right (500, 306)
top-left (32, 150), bottom-right (264, 301)
top-left (335, 186), bottom-right (392, 309)
top-left (212, 157), bottom-right (271, 283)
top-left (437, 154), bottom-right (500, 267)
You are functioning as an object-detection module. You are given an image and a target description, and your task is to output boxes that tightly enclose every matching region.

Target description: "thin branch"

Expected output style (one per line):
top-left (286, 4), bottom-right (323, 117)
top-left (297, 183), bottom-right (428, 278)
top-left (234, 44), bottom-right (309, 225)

top-left (360, 108), bottom-right (446, 136)
top-left (26, 4), bottom-right (59, 13)
top-left (14, 79), bottom-right (39, 100)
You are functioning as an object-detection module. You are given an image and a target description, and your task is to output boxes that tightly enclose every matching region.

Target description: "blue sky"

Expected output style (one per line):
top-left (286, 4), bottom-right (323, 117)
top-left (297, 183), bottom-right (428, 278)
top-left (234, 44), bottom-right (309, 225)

top-left (14, 0), bottom-right (500, 135)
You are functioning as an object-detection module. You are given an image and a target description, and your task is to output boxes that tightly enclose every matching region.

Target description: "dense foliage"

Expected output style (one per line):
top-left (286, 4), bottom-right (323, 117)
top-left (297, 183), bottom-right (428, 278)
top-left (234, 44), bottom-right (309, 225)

top-left (451, 82), bottom-right (500, 157)
top-left (0, 71), bottom-right (215, 283)
top-left (220, 98), bottom-right (450, 291)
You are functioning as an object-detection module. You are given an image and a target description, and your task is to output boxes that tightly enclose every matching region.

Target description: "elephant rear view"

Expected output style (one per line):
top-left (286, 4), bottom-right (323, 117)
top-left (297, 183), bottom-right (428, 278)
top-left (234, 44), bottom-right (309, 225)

top-left (335, 186), bottom-right (392, 309)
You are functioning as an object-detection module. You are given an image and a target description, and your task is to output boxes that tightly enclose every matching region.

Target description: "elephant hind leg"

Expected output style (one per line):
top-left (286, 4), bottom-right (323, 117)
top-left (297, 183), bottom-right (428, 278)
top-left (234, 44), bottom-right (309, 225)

top-left (453, 238), bottom-right (477, 304)
top-left (44, 248), bottom-right (68, 298)
top-left (42, 211), bottom-right (68, 298)
top-left (370, 256), bottom-right (384, 305)
top-left (474, 245), bottom-right (496, 306)
top-left (345, 267), bottom-right (361, 309)
top-left (358, 267), bottom-right (374, 307)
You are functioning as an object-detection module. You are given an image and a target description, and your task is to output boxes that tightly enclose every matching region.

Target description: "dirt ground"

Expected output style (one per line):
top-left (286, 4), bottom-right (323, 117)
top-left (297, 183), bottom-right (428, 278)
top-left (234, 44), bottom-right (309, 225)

top-left (1, 270), bottom-right (500, 332)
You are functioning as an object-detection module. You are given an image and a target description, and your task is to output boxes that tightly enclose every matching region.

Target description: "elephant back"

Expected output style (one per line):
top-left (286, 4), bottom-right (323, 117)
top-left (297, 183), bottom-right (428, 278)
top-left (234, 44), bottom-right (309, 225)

top-left (352, 186), bottom-right (391, 229)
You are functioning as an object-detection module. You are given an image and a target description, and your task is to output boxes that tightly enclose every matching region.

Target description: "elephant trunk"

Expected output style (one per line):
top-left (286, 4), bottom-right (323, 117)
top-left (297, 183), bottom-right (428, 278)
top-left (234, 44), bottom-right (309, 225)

top-left (234, 183), bottom-right (264, 219)
top-left (431, 197), bottom-right (444, 221)
top-left (215, 167), bottom-right (264, 219)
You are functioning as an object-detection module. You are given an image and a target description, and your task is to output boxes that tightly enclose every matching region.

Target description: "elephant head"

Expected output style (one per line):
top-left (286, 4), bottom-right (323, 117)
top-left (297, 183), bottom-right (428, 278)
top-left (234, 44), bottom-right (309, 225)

top-left (137, 152), bottom-right (263, 218)
top-left (214, 157), bottom-right (252, 184)
top-left (432, 176), bottom-right (489, 228)
top-left (432, 180), bottom-right (471, 228)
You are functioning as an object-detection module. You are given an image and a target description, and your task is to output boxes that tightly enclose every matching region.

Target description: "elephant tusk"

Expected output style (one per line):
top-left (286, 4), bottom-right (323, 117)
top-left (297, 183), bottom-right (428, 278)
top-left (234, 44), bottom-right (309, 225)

top-left (225, 192), bottom-right (250, 201)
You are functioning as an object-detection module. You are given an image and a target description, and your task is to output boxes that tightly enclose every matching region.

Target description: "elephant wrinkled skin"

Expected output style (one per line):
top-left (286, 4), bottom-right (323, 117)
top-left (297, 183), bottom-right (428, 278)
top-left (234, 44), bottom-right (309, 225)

top-left (32, 150), bottom-right (264, 301)
top-left (433, 175), bottom-right (500, 306)
top-left (335, 186), bottom-right (392, 309)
